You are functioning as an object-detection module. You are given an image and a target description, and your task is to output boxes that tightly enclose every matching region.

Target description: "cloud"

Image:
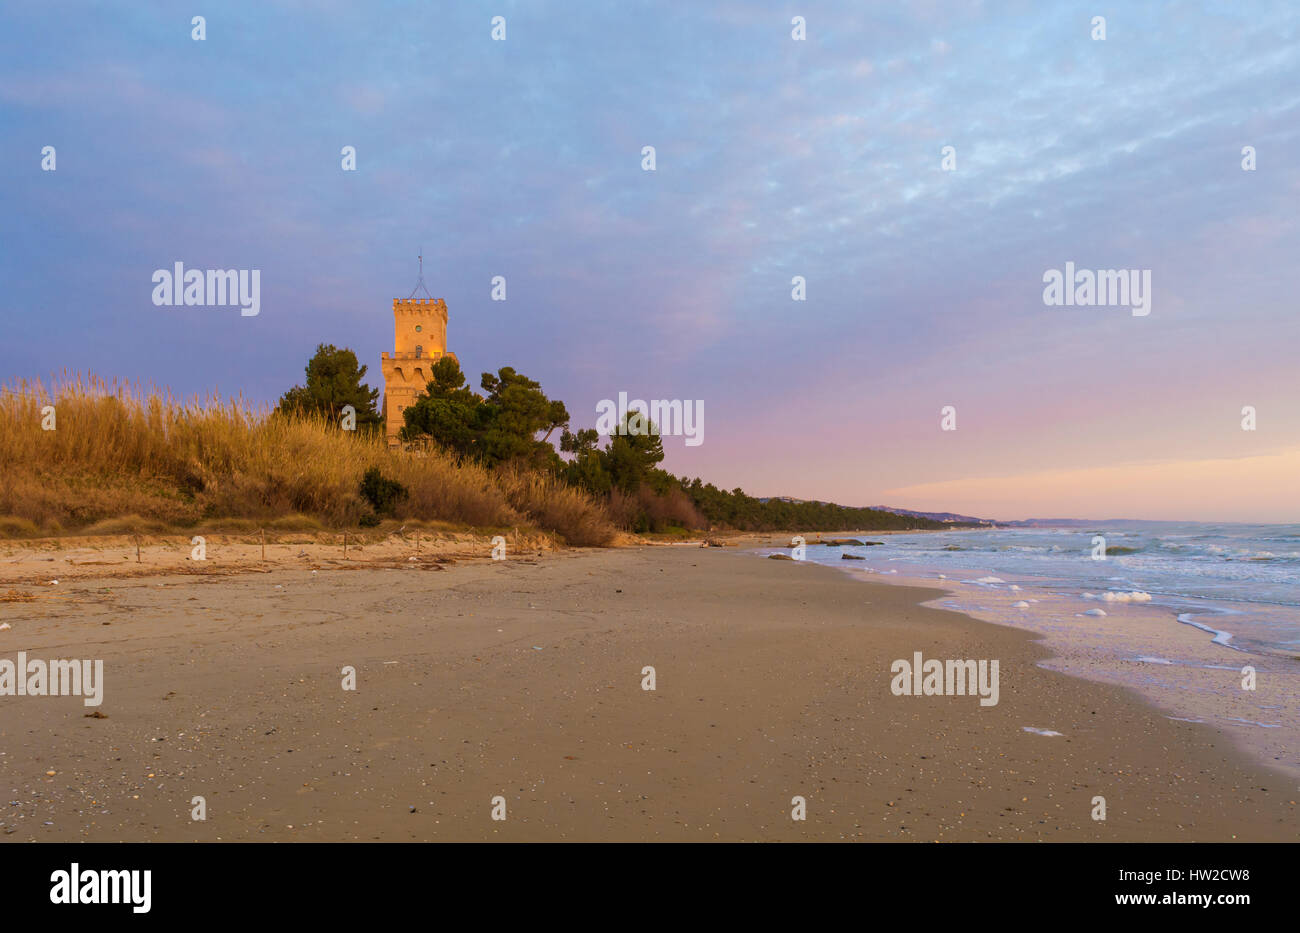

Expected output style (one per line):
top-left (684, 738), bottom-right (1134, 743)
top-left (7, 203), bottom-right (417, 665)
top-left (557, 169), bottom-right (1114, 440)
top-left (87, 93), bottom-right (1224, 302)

top-left (3, 1), bottom-right (1300, 518)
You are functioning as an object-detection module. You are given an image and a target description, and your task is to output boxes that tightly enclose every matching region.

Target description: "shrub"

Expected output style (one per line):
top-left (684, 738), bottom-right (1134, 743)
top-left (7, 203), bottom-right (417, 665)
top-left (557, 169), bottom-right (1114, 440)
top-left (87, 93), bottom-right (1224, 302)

top-left (359, 467), bottom-right (408, 517)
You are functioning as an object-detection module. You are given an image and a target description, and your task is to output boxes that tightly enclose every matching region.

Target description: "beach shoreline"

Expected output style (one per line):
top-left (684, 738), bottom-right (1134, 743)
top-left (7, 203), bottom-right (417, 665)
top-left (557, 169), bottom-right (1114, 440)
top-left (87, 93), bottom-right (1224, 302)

top-left (0, 543), bottom-right (1294, 841)
top-left (756, 532), bottom-right (1300, 784)
top-left (0, 527), bottom-right (929, 588)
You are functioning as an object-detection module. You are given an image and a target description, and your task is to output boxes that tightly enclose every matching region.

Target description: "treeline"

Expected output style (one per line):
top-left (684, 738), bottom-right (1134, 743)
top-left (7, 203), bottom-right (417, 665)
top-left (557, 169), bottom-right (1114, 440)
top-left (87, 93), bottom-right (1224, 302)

top-left (275, 344), bottom-right (954, 535)
top-left (675, 482), bottom-right (950, 533)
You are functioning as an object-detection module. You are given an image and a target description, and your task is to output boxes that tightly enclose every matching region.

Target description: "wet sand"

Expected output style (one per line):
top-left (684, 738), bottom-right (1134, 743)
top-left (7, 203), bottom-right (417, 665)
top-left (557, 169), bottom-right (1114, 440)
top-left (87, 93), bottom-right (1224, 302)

top-left (853, 564), bottom-right (1300, 781)
top-left (0, 546), bottom-right (1294, 841)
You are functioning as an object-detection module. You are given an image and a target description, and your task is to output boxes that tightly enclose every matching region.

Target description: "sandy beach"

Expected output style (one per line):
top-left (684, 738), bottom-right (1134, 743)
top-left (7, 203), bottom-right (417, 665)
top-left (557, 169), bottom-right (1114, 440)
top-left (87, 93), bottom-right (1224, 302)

top-left (0, 542), bottom-right (1293, 842)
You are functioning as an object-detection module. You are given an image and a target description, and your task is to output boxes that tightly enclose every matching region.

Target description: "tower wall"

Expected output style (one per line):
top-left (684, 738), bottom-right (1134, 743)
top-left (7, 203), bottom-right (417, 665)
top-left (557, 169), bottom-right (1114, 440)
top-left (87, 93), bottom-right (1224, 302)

top-left (391, 298), bottom-right (448, 355)
top-left (382, 297), bottom-right (455, 446)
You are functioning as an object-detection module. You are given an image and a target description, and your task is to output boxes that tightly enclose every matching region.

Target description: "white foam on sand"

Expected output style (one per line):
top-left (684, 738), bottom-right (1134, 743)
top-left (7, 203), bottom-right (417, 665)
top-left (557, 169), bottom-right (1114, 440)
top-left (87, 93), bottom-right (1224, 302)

top-left (1177, 612), bottom-right (1236, 648)
top-left (1223, 717), bottom-right (1282, 728)
top-left (1023, 727), bottom-right (1063, 737)
top-left (1083, 590), bottom-right (1152, 602)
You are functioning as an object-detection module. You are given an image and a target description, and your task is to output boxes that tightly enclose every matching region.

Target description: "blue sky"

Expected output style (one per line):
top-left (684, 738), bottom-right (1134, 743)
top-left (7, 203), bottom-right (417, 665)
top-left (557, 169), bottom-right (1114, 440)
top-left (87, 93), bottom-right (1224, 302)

top-left (3, 1), bottom-right (1299, 519)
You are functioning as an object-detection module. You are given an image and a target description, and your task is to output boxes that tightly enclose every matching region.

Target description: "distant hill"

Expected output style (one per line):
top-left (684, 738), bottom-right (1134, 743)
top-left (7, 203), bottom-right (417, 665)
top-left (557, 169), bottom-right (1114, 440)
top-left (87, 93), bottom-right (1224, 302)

top-left (752, 498), bottom-right (991, 528)
top-left (752, 504), bottom-right (1149, 529)
top-left (868, 506), bottom-right (998, 526)
top-left (870, 511), bottom-right (1139, 528)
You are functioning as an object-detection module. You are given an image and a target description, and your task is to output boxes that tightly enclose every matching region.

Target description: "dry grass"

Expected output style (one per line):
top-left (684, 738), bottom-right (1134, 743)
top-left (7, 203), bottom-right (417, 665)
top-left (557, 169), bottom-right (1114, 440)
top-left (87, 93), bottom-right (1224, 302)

top-left (607, 485), bottom-right (706, 533)
top-left (0, 375), bottom-right (616, 546)
top-left (496, 466), bottom-right (621, 547)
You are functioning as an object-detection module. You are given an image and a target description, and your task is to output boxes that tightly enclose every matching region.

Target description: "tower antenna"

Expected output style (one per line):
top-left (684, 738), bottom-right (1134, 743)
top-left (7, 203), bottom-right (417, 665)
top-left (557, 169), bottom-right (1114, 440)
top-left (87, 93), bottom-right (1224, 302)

top-left (407, 248), bottom-right (434, 299)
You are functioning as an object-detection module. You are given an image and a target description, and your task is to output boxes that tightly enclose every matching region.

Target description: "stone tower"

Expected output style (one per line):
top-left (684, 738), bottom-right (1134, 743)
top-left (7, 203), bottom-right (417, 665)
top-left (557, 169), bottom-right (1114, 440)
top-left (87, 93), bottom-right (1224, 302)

top-left (380, 286), bottom-right (456, 446)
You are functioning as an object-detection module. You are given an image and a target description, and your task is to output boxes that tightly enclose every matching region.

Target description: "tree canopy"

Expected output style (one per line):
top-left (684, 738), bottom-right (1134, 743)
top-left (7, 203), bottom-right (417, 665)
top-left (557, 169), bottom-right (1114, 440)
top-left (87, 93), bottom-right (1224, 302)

top-left (399, 358), bottom-right (569, 469)
top-left (276, 343), bottom-right (381, 429)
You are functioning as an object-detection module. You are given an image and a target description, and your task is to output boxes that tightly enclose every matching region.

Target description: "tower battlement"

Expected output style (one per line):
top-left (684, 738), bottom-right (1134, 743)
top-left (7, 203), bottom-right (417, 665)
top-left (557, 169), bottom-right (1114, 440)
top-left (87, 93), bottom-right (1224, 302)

top-left (392, 297), bottom-right (447, 312)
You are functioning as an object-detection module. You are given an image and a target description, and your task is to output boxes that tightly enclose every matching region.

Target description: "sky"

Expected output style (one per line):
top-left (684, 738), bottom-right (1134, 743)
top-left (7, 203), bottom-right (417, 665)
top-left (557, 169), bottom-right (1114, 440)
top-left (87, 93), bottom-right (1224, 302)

top-left (2, 1), bottom-right (1298, 522)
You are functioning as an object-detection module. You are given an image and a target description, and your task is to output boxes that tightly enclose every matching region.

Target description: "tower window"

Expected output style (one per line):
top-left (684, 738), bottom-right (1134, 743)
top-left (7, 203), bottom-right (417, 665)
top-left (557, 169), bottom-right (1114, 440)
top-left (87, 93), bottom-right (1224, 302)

top-left (415, 325), bottom-right (422, 333)
top-left (415, 345), bottom-right (423, 357)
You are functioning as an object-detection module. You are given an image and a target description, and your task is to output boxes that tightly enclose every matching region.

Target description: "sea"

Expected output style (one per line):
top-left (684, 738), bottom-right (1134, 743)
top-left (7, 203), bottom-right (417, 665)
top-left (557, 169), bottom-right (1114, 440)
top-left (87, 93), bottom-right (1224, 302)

top-left (759, 521), bottom-right (1300, 776)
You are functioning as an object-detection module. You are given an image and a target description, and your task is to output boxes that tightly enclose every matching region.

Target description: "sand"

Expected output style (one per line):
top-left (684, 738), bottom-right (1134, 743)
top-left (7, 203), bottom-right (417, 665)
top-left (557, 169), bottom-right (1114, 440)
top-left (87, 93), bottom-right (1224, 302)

top-left (859, 564), bottom-right (1300, 781)
top-left (0, 543), bottom-right (1295, 841)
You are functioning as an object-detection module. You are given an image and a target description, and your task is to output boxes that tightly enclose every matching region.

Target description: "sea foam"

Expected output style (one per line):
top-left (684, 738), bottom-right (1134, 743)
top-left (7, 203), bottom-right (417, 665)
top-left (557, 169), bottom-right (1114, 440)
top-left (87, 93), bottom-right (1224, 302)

top-left (1083, 590), bottom-right (1152, 602)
